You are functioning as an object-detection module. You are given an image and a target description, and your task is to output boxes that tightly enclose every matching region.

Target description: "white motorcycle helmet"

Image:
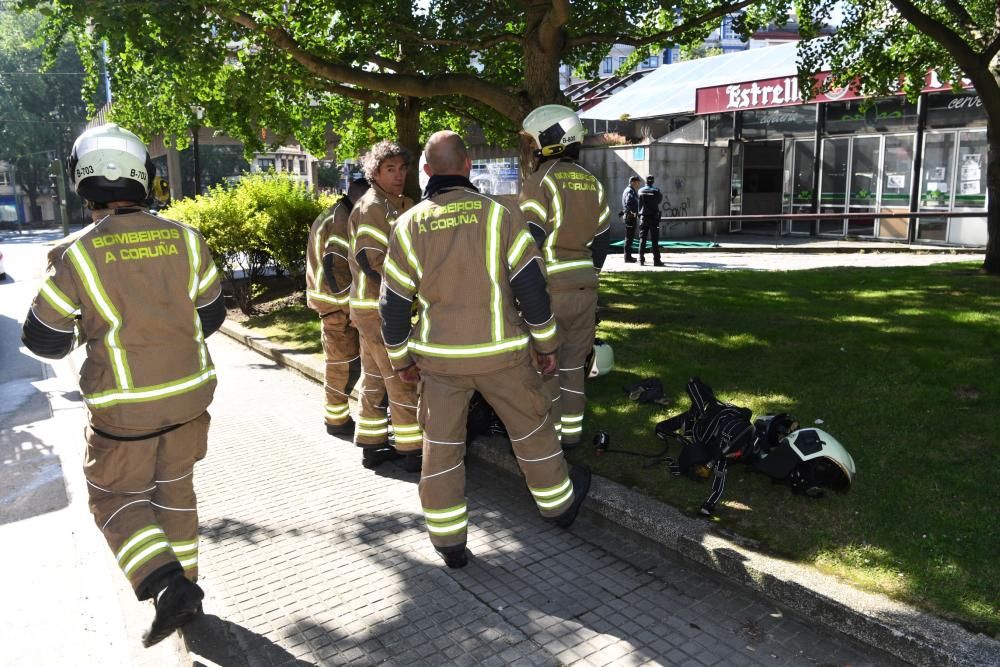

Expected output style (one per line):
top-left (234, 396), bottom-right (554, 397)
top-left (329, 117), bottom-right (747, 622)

top-left (521, 104), bottom-right (586, 158)
top-left (68, 123), bottom-right (154, 206)
top-left (784, 427), bottom-right (856, 492)
top-left (586, 339), bottom-right (614, 378)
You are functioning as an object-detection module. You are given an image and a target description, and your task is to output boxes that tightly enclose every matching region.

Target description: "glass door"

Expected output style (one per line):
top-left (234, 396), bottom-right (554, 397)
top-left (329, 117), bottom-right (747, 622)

top-left (878, 134), bottom-right (914, 239)
top-left (847, 136), bottom-right (880, 236)
top-left (787, 139), bottom-right (815, 235)
top-left (819, 137), bottom-right (849, 235)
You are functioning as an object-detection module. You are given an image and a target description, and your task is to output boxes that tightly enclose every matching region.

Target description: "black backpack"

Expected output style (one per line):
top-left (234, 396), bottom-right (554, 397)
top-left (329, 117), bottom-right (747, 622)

top-left (655, 377), bottom-right (755, 515)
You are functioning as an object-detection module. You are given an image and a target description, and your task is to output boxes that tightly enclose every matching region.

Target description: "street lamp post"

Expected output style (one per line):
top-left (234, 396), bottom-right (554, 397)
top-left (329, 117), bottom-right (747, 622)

top-left (191, 106), bottom-right (205, 196)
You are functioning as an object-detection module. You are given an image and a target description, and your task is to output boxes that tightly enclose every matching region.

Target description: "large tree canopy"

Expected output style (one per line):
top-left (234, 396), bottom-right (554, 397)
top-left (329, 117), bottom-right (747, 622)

top-left (24, 0), bottom-right (781, 165)
top-left (794, 0), bottom-right (1000, 273)
top-left (0, 8), bottom-right (93, 221)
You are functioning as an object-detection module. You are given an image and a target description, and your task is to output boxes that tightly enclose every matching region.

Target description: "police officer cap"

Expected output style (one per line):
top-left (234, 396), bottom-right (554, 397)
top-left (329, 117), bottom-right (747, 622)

top-left (646, 175), bottom-right (655, 184)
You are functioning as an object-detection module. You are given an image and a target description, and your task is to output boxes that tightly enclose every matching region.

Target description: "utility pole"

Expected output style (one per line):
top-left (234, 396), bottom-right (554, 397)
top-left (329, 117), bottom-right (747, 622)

top-left (50, 158), bottom-right (70, 237)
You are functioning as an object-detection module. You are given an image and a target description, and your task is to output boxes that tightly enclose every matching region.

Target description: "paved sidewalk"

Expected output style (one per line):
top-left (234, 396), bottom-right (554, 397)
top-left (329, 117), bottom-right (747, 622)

top-left (183, 332), bottom-right (906, 666)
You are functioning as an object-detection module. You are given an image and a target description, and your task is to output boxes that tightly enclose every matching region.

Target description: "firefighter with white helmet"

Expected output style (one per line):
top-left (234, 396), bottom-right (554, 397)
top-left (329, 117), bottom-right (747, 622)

top-left (519, 105), bottom-right (611, 448)
top-left (21, 123), bottom-right (224, 647)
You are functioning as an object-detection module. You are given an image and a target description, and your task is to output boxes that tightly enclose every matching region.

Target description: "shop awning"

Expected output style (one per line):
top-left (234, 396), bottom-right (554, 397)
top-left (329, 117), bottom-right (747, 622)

top-left (579, 42), bottom-right (801, 121)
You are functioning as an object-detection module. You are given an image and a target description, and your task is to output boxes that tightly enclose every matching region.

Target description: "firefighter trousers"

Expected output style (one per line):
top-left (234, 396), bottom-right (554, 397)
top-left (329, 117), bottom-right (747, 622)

top-left (418, 361), bottom-right (573, 551)
top-left (352, 310), bottom-right (422, 453)
top-left (83, 412), bottom-right (210, 599)
top-left (321, 310), bottom-right (360, 427)
top-left (546, 287), bottom-right (598, 445)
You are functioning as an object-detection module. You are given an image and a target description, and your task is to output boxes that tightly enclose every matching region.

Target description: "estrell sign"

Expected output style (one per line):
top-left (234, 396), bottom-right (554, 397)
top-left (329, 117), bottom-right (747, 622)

top-left (696, 71), bottom-right (973, 115)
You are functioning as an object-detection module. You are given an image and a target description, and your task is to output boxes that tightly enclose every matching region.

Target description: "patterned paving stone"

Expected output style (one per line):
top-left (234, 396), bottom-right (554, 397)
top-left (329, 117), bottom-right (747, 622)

top-left (181, 335), bottom-right (903, 666)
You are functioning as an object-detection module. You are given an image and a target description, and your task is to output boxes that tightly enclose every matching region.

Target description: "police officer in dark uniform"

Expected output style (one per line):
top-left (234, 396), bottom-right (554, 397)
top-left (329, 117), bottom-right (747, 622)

top-left (620, 176), bottom-right (641, 263)
top-left (637, 175), bottom-right (664, 266)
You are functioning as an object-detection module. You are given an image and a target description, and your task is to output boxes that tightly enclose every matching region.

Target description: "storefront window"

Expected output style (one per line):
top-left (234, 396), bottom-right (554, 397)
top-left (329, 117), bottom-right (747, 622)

top-left (950, 130), bottom-right (988, 245)
top-left (917, 132), bottom-right (955, 241)
top-left (926, 91), bottom-right (987, 129)
top-left (824, 97), bottom-right (918, 135)
top-left (707, 114), bottom-right (734, 145)
top-left (741, 104), bottom-right (816, 140)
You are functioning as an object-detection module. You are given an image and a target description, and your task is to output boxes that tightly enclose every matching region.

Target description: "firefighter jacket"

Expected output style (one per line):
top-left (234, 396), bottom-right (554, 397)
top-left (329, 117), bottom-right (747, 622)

top-left (306, 195), bottom-right (353, 316)
top-left (24, 208), bottom-right (222, 433)
top-left (519, 159), bottom-right (611, 292)
top-left (347, 183), bottom-right (413, 312)
top-left (379, 180), bottom-right (558, 376)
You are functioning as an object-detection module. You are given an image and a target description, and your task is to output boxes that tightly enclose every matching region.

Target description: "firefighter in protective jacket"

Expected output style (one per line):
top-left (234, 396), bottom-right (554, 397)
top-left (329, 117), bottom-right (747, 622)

top-left (347, 141), bottom-right (423, 471)
top-left (380, 131), bottom-right (591, 568)
top-left (519, 105), bottom-right (611, 448)
top-left (20, 124), bottom-right (225, 647)
top-left (306, 178), bottom-right (369, 436)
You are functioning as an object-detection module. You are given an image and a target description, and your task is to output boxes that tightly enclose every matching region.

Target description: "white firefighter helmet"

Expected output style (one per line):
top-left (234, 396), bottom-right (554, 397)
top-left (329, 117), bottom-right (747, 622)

top-left (521, 104), bottom-right (585, 157)
top-left (586, 339), bottom-right (614, 378)
top-left (68, 123), bottom-right (154, 205)
top-left (784, 427), bottom-right (856, 491)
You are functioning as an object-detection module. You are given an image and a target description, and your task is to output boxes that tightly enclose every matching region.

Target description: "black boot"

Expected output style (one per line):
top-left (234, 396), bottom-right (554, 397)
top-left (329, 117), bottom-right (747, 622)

top-left (554, 465), bottom-right (592, 529)
top-left (624, 255), bottom-right (636, 264)
top-left (395, 452), bottom-right (422, 473)
top-left (435, 545), bottom-right (469, 569)
top-left (142, 574), bottom-right (204, 648)
top-left (326, 417), bottom-right (355, 437)
top-left (362, 445), bottom-right (399, 469)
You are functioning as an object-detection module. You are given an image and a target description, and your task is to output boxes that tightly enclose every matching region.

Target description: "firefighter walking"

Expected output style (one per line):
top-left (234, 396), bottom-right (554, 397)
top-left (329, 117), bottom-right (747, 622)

top-left (306, 178), bottom-right (369, 436)
top-left (348, 140), bottom-right (423, 471)
top-left (380, 131), bottom-right (591, 568)
top-left (519, 105), bottom-right (611, 448)
top-left (21, 124), bottom-right (226, 647)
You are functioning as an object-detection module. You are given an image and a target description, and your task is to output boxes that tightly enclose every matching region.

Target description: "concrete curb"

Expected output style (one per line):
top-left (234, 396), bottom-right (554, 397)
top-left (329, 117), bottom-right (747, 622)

top-left (217, 318), bottom-right (1000, 667)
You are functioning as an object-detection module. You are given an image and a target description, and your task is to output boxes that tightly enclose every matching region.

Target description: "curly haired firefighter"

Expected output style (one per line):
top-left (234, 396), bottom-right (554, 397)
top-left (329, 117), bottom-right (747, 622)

top-left (519, 105), bottom-right (611, 448)
top-left (347, 141), bottom-right (423, 471)
top-left (306, 178), bottom-right (369, 436)
top-left (380, 131), bottom-right (591, 568)
top-left (20, 124), bottom-right (225, 647)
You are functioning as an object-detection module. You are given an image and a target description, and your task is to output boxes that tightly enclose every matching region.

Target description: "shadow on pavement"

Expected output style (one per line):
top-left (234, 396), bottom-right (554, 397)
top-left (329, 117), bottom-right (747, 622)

top-left (185, 614), bottom-right (311, 666)
top-left (0, 313), bottom-right (70, 525)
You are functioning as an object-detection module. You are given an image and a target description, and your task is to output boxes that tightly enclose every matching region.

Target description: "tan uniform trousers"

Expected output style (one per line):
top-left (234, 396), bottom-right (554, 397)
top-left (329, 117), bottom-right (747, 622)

top-left (546, 287), bottom-right (598, 445)
top-left (352, 311), bottom-right (422, 452)
top-left (321, 310), bottom-right (360, 427)
top-left (84, 412), bottom-right (210, 598)
top-left (418, 361), bottom-right (573, 551)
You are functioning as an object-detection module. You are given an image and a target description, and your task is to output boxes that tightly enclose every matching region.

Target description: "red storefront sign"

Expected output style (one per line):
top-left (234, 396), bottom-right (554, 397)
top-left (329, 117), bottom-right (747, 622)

top-left (695, 71), bottom-right (973, 115)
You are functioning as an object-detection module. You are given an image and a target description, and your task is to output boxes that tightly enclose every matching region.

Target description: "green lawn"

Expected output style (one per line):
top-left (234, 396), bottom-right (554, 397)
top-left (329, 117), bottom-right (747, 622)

top-left (235, 263), bottom-right (1000, 637)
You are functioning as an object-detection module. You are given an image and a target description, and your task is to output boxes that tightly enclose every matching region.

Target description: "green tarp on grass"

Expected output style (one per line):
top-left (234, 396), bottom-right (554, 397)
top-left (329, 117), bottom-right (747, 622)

top-left (610, 240), bottom-right (719, 249)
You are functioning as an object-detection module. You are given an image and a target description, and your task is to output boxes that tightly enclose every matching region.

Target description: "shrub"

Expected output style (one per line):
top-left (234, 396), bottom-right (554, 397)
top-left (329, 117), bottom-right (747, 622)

top-left (164, 172), bottom-right (334, 315)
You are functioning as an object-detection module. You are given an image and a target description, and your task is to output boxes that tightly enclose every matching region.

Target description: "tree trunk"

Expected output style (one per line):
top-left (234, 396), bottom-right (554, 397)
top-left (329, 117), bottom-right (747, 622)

top-left (985, 132), bottom-right (1000, 273)
top-left (395, 96), bottom-right (423, 201)
top-left (518, 8), bottom-right (570, 182)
